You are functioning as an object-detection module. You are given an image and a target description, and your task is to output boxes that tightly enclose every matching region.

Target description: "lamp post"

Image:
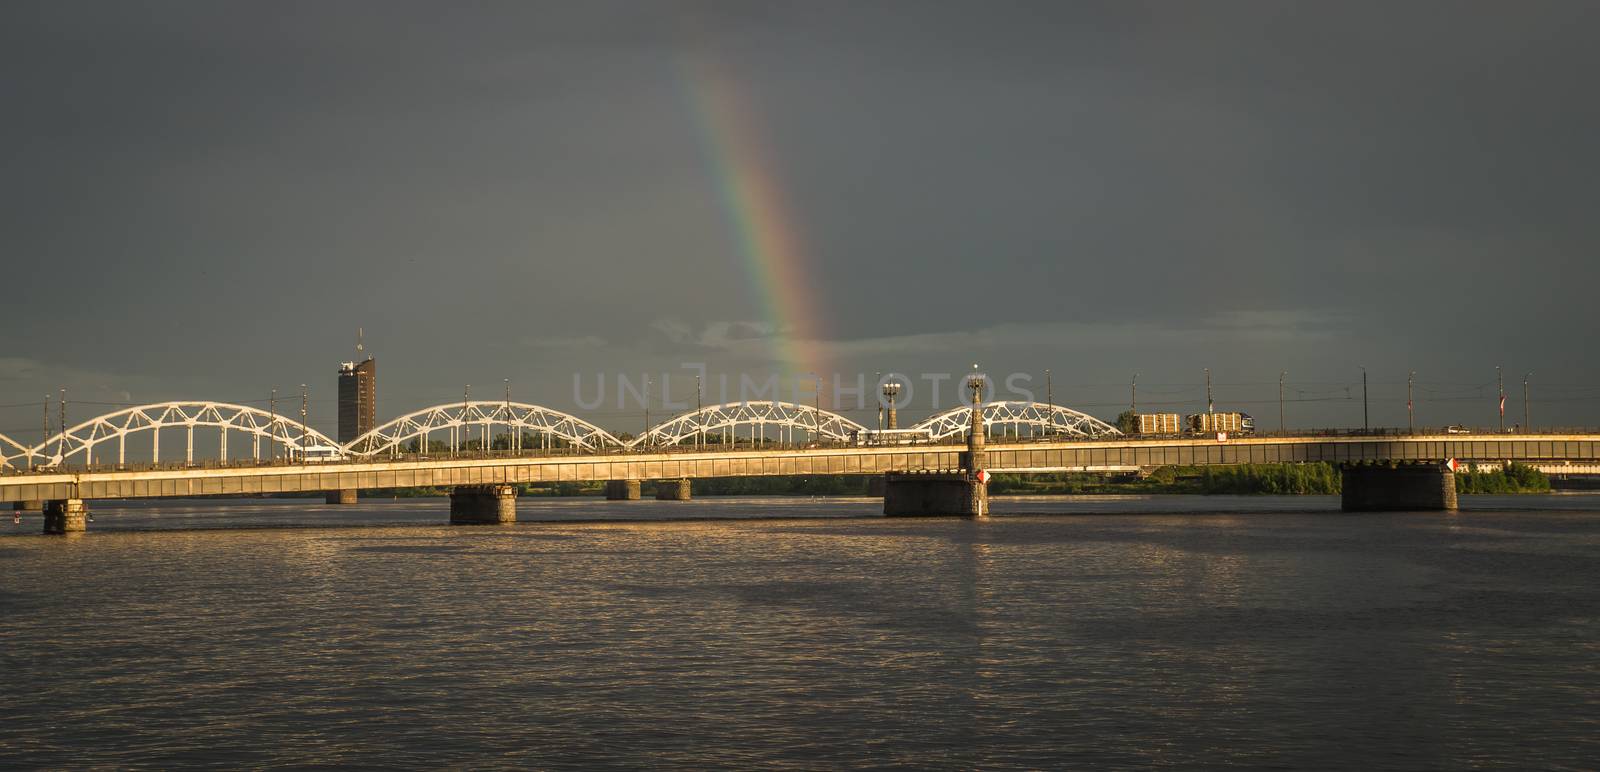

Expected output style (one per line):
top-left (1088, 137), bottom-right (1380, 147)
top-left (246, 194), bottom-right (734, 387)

top-left (1361, 366), bottom-right (1368, 432)
top-left (1131, 373), bottom-right (1138, 414)
top-left (270, 388), bottom-right (278, 460)
top-left (875, 371), bottom-right (883, 433)
top-left (1204, 368), bottom-right (1212, 415)
top-left (1279, 371), bottom-right (1286, 434)
top-left (1523, 372), bottom-right (1532, 433)
top-left (1407, 371), bottom-right (1415, 433)
top-left (57, 388), bottom-right (66, 461)
top-left (1044, 369), bottom-right (1053, 438)
top-left (1496, 365), bottom-right (1504, 433)
top-left (300, 385), bottom-right (309, 459)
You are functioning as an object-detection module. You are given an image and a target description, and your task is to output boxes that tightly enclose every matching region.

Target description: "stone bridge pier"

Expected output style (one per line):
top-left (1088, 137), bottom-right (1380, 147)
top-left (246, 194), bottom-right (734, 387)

top-left (43, 499), bottom-right (88, 534)
top-left (654, 479), bottom-right (691, 500)
top-left (325, 489), bottom-right (358, 505)
top-left (883, 472), bottom-right (986, 517)
top-left (605, 480), bottom-right (641, 500)
top-left (449, 485), bottom-right (517, 524)
top-left (1341, 463), bottom-right (1457, 512)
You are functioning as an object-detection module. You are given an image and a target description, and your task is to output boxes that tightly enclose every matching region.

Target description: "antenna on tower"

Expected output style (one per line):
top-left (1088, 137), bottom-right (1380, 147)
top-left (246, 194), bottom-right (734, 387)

top-left (356, 327), bottom-right (365, 356)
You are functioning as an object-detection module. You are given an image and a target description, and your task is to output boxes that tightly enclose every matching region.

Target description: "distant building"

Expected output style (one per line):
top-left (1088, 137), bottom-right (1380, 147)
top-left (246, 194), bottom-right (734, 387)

top-left (337, 358), bottom-right (376, 443)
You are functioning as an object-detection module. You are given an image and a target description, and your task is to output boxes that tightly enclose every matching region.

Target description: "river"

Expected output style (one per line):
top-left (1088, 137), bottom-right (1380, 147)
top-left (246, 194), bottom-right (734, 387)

top-left (2, 494), bottom-right (1597, 768)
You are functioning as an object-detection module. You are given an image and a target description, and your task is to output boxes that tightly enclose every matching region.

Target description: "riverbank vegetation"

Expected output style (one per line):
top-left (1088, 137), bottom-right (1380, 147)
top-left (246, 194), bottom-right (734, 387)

top-left (1454, 462), bottom-right (1550, 493)
top-left (370, 463), bottom-right (1549, 498)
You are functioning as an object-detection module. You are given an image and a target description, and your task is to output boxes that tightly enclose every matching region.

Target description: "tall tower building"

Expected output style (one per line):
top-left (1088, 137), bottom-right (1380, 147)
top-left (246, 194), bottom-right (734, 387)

top-left (337, 333), bottom-right (377, 444)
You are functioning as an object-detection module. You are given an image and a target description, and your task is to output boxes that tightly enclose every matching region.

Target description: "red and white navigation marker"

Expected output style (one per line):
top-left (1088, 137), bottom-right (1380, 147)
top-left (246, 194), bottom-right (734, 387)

top-left (977, 469), bottom-right (991, 484)
top-left (1445, 458), bottom-right (1461, 472)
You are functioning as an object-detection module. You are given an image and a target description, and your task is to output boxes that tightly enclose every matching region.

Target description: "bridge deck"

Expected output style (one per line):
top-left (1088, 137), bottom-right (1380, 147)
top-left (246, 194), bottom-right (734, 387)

top-left (4, 434), bottom-right (1599, 502)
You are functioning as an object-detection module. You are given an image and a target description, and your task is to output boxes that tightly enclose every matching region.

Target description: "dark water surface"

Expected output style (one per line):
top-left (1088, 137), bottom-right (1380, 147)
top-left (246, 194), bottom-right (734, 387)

top-left (3, 495), bottom-right (1598, 768)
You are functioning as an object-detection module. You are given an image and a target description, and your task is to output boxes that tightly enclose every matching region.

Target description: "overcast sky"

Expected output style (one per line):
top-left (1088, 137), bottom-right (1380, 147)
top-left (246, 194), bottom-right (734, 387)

top-left (2, 0), bottom-right (1597, 438)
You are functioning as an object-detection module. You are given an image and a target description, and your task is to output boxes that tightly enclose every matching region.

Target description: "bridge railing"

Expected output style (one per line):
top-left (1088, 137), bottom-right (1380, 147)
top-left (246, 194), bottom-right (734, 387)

top-left (4, 426), bottom-right (1598, 477)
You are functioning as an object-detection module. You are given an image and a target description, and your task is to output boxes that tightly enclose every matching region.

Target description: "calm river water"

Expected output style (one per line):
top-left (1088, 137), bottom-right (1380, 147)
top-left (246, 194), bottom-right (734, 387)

top-left (3, 495), bottom-right (1598, 768)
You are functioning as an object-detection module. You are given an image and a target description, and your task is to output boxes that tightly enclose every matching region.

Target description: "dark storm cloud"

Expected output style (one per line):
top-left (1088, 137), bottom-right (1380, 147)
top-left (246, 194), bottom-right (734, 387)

top-left (1, 0), bottom-right (1596, 431)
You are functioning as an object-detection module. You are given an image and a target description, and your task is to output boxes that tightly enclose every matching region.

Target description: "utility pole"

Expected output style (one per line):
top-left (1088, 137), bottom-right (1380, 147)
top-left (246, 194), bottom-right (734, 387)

top-left (1131, 373), bottom-right (1138, 414)
top-left (1361, 366), bottom-right (1368, 432)
top-left (58, 388), bottom-right (66, 461)
top-left (1204, 368), bottom-right (1213, 415)
top-left (875, 371), bottom-right (883, 432)
top-left (37, 395), bottom-right (48, 470)
top-left (504, 379), bottom-right (511, 453)
top-left (1523, 372), bottom-right (1532, 433)
top-left (300, 385), bottom-right (309, 458)
top-left (1045, 369), bottom-right (1053, 437)
top-left (643, 377), bottom-right (651, 446)
top-left (1497, 365), bottom-right (1504, 433)
top-left (463, 384), bottom-right (471, 452)
top-left (696, 374), bottom-right (703, 448)
top-left (270, 388), bottom-right (278, 460)
top-left (1279, 371), bottom-right (1286, 434)
top-left (1407, 372), bottom-right (1415, 433)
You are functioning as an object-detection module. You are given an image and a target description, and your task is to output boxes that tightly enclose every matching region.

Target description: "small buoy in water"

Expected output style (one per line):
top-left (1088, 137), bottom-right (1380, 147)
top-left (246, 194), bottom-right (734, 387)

top-left (12, 510), bottom-right (19, 524)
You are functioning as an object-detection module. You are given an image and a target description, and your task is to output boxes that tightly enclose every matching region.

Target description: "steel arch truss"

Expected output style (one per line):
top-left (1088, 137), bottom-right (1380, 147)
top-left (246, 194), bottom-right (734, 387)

top-left (1, 432), bottom-right (32, 471)
top-left (911, 401), bottom-right (1122, 441)
top-left (34, 402), bottom-right (338, 467)
top-left (345, 401), bottom-right (624, 456)
top-left (631, 401), bottom-right (868, 448)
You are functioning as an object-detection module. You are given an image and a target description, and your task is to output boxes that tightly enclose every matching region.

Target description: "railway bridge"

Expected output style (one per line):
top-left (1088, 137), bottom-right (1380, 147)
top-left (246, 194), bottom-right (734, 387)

top-left (4, 396), bottom-right (1598, 532)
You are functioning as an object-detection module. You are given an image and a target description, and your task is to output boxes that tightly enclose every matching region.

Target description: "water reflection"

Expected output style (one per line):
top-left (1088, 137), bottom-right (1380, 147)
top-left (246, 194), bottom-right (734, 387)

top-left (1, 499), bottom-right (1598, 768)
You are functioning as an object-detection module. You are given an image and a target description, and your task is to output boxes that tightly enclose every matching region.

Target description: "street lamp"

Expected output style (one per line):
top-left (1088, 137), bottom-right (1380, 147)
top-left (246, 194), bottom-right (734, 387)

top-left (1360, 366), bottom-right (1368, 432)
top-left (1407, 371), bottom-right (1415, 433)
top-left (1279, 371), bottom-right (1287, 434)
top-left (1523, 372), bottom-right (1532, 433)
top-left (1496, 365), bottom-right (1504, 433)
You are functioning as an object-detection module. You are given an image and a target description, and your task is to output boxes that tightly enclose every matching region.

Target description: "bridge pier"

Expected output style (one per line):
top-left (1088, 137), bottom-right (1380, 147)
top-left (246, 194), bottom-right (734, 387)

top-left (43, 499), bottom-right (88, 534)
top-left (325, 489), bottom-right (358, 505)
top-left (605, 480), bottom-right (641, 500)
top-left (449, 485), bottom-right (517, 525)
top-left (1341, 464), bottom-right (1457, 512)
top-left (654, 478), bottom-right (691, 500)
top-left (883, 472), bottom-right (987, 517)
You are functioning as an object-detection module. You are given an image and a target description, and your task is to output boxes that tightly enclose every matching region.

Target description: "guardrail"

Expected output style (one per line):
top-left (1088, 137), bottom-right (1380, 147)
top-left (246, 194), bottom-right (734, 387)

top-left (5, 427), bottom-right (1598, 477)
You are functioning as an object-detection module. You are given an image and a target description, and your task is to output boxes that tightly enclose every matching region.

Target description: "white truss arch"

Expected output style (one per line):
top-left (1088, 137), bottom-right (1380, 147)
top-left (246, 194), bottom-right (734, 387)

top-left (32, 402), bottom-right (338, 467)
top-left (630, 401), bottom-right (868, 448)
top-left (1, 431), bottom-right (32, 471)
top-left (910, 401), bottom-right (1122, 441)
top-left (345, 401), bottom-right (624, 456)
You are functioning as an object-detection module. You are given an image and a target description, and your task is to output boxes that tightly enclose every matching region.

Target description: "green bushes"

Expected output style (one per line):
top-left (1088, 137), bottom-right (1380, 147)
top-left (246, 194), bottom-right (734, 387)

top-left (1198, 463), bottom-right (1342, 494)
top-left (1455, 462), bottom-right (1550, 493)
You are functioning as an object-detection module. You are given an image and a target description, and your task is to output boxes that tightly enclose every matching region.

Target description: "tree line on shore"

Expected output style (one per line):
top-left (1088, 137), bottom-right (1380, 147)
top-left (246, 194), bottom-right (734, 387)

top-left (371, 463), bottom-right (1548, 498)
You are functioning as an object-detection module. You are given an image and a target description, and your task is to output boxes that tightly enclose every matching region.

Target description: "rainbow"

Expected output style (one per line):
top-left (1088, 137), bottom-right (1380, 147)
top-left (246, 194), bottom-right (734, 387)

top-left (678, 52), bottom-right (827, 379)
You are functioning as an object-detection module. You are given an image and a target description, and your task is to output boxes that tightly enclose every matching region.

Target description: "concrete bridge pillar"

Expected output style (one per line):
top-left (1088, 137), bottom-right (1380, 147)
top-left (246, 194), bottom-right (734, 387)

top-left (43, 499), bottom-right (88, 534)
top-left (449, 484), bottom-right (517, 525)
top-left (605, 480), bottom-right (641, 500)
top-left (325, 489), bottom-right (358, 505)
top-left (654, 478), bottom-right (691, 500)
top-left (1341, 464), bottom-right (1457, 512)
top-left (883, 473), bottom-right (986, 517)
